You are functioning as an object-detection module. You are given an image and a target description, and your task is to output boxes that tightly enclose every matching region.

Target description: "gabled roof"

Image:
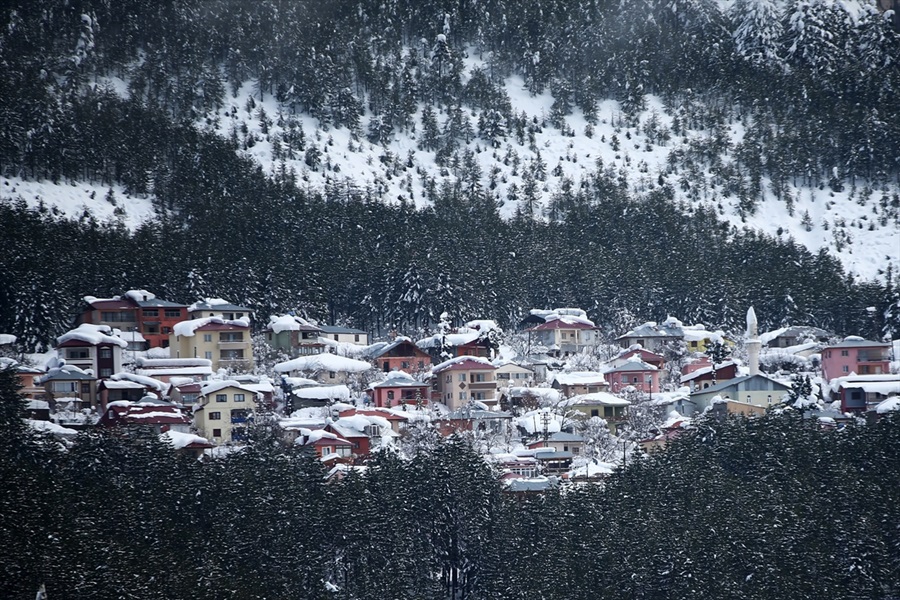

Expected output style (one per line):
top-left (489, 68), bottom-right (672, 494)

top-left (199, 380), bottom-right (260, 397)
top-left (551, 371), bottom-right (607, 386)
top-left (371, 371), bottom-right (429, 389)
top-left (431, 356), bottom-right (496, 373)
top-left (173, 316), bottom-right (250, 337)
top-left (367, 337), bottom-right (427, 359)
top-left (605, 359), bottom-right (658, 373)
top-left (561, 392), bottom-right (631, 407)
top-left (690, 374), bottom-right (789, 396)
top-left (188, 299), bottom-right (253, 313)
top-left (38, 365), bottom-right (96, 383)
top-left (57, 324), bottom-right (128, 348)
top-left (274, 353), bottom-right (373, 374)
top-left (824, 336), bottom-right (890, 349)
top-left (527, 318), bottom-right (595, 331)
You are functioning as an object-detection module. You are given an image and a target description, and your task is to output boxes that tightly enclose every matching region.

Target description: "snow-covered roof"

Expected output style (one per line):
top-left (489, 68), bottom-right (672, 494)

top-left (505, 386), bottom-right (561, 403)
top-left (431, 355), bottom-right (496, 373)
top-left (173, 316), bottom-right (250, 337)
top-left (57, 323), bottom-right (128, 348)
top-left (371, 371), bottom-right (427, 388)
top-left (137, 357), bottom-right (213, 368)
top-left (37, 364), bottom-right (95, 383)
top-left (568, 462), bottom-right (616, 478)
top-left (875, 396), bottom-right (900, 414)
top-left (417, 330), bottom-right (482, 349)
top-left (825, 336), bottom-right (890, 349)
top-left (108, 372), bottom-right (168, 392)
top-left (552, 371), bottom-right (607, 386)
top-left (464, 319), bottom-right (502, 332)
top-left (561, 392), bottom-right (631, 407)
top-left (320, 324), bottom-right (367, 335)
top-left (679, 360), bottom-right (736, 383)
top-left (0, 333), bottom-right (16, 345)
top-left (188, 298), bottom-right (252, 313)
top-left (274, 353), bottom-right (373, 374)
top-left (28, 419), bottom-right (78, 438)
top-left (267, 314), bottom-right (321, 333)
top-left (604, 359), bottom-right (658, 373)
top-left (113, 329), bottom-right (146, 343)
top-left (199, 380), bottom-right (260, 397)
top-left (831, 374), bottom-right (900, 396)
top-left (292, 385), bottom-right (352, 401)
top-left (160, 430), bottom-right (213, 449)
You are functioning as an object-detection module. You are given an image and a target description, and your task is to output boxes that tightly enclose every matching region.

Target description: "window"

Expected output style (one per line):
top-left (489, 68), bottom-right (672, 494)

top-left (445, 374), bottom-right (451, 383)
top-left (561, 332), bottom-right (568, 339)
top-left (354, 334), bottom-right (360, 342)
top-left (473, 373), bottom-right (486, 382)
top-left (590, 409), bottom-right (599, 417)
top-left (162, 327), bottom-right (171, 334)
top-left (418, 361), bottom-right (424, 369)
top-left (842, 366), bottom-right (849, 373)
top-left (100, 311), bottom-right (135, 322)
top-left (387, 391), bottom-right (395, 400)
top-left (234, 394), bottom-right (245, 402)
top-left (459, 373), bottom-right (467, 382)
top-left (99, 368), bottom-right (112, 378)
top-left (573, 447), bottom-right (580, 454)
top-left (212, 428), bottom-right (222, 437)
top-left (209, 412), bottom-right (221, 420)
top-left (99, 347), bottom-right (112, 359)
top-left (81, 383), bottom-right (91, 394)
top-left (401, 361), bottom-right (409, 369)
top-left (329, 371), bottom-right (336, 379)
top-left (203, 334), bottom-right (212, 342)
top-left (67, 348), bottom-right (90, 359)
top-left (841, 350), bottom-right (849, 356)
top-left (164, 309), bottom-right (181, 318)
top-left (205, 351), bottom-right (213, 360)
top-left (52, 382), bottom-right (77, 393)
top-left (143, 309), bottom-right (159, 317)
top-left (334, 334), bottom-right (339, 341)
top-left (220, 332), bottom-right (244, 342)
top-left (216, 394), bottom-right (227, 402)
top-left (459, 392), bottom-right (467, 400)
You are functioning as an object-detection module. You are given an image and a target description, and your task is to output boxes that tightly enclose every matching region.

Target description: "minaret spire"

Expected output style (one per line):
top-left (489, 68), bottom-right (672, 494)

top-left (746, 307), bottom-right (760, 377)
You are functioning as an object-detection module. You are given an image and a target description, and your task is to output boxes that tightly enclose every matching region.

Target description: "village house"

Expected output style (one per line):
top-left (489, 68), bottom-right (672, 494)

top-left (97, 372), bottom-right (170, 411)
top-left (431, 356), bottom-right (498, 411)
top-left (609, 346), bottom-right (666, 371)
top-left (524, 313), bottom-right (599, 357)
top-left (368, 370), bottom-right (430, 408)
top-left (829, 374), bottom-right (900, 414)
top-left (294, 429), bottom-right (355, 460)
top-left (527, 431), bottom-right (585, 455)
top-left (760, 325), bottom-right (831, 349)
top-left (437, 407), bottom-right (513, 436)
top-left (821, 336), bottom-right (892, 383)
top-left (99, 395), bottom-right (192, 433)
top-left (74, 290), bottom-right (187, 350)
top-left (416, 320), bottom-right (500, 362)
top-left (367, 336), bottom-right (432, 373)
top-left (561, 392), bottom-right (630, 434)
top-left (56, 323), bottom-right (127, 380)
top-left (550, 371), bottom-right (608, 397)
top-left (690, 374), bottom-right (790, 413)
top-left (494, 361), bottom-right (535, 388)
top-left (680, 359), bottom-right (739, 391)
top-left (170, 316), bottom-right (254, 372)
top-left (37, 364), bottom-right (97, 409)
top-left (265, 315), bottom-right (326, 356)
top-left (616, 317), bottom-right (728, 354)
top-left (193, 381), bottom-right (260, 444)
top-left (604, 359), bottom-right (660, 394)
top-left (326, 412), bottom-right (399, 458)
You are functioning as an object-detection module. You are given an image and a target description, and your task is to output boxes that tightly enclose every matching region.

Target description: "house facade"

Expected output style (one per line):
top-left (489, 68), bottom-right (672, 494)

top-left (432, 356), bottom-right (498, 411)
top-left (525, 315), bottom-right (598, 357)
top-left (193, 381), bottom-right (259, 444)
top-left (605, 360), bottom-right (660, 394)
top-left (550, 371), bottom-right (608, 397)
top-left (75, 290), bottom-right (186, 349)
top-left (494, 362), bottom-right (535, 389)
top-left (369, 371), bottom-right (430, 408)
top-left (171, 317), bottom-right (254, 372)
top-left (690, 374), bottom-right (790, 412)
top-left (320, 325), bottom-right (369, 345)
top-left (188, 299), bottom-right (253, 321)
top-left (56, 323), bottom-right (127, 379)
top-left (830, 374), bottom-right (900, 413)
top-left (265, 315), bottom-right (325, 356)
top-left (821, 337), bottom-right (892, 382)
top-left (369, 337), bottom-right (432, 373)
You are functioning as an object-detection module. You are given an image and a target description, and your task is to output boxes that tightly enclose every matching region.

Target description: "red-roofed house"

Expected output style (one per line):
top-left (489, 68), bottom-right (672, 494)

top-left (368, 337), bottom-right (432, 373)
top-left (605, 360), bottom-right (660, 394)
top-left (75, 291), bottom-right (187, 350)
top-left (432, 357), bottom-right (498, 411)
top-left (616, 347), bottom-right (665, 371)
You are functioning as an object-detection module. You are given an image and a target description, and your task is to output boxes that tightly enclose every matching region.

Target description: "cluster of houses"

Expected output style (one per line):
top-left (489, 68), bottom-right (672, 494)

top-left (2, 292), bottom-right (898, 484)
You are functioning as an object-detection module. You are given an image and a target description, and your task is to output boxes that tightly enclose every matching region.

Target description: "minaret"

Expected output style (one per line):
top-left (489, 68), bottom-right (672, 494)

top-left (746, 307), bottom-right (760, 377)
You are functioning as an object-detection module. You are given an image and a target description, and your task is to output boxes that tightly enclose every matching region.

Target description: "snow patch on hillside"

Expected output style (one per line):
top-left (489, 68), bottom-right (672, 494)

top-left (0, 176), bottom-right (156, 229)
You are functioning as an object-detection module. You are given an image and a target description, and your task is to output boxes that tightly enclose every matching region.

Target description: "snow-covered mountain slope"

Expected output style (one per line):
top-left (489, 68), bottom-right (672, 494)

top-left (4, 62), bottom-right (898, 282)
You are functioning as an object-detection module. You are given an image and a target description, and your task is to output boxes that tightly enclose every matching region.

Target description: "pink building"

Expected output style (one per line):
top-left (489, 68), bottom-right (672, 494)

top-left (821, 337), bottom-right (892, 383)
top-left (605, 360), bottom-right (660, 394)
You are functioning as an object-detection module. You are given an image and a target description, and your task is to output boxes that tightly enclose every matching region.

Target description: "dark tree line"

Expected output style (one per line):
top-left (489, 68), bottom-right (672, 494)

top-left (3, 366), bottom-right (900, 599)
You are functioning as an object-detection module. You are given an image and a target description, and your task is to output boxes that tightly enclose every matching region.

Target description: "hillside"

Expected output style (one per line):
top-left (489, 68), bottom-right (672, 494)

top-left (1, 0), bottom-right (899, 349)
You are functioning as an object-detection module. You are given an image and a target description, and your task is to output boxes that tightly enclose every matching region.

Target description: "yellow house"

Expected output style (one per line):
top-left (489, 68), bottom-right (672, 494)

top-left (432, 356), bottom-right (498, 411)
top-left (192, 381), bottom-right (259, 445)
top-left (170, 317), bottom-right (254, 373)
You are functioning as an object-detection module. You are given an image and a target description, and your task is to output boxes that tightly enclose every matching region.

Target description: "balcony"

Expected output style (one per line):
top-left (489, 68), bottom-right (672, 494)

top-left (857, 353), bottom-right (890, 363)
top-left (218, 341), bottom-right (247, 350)
top-left (468, 380), bottom-right (495, 390)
